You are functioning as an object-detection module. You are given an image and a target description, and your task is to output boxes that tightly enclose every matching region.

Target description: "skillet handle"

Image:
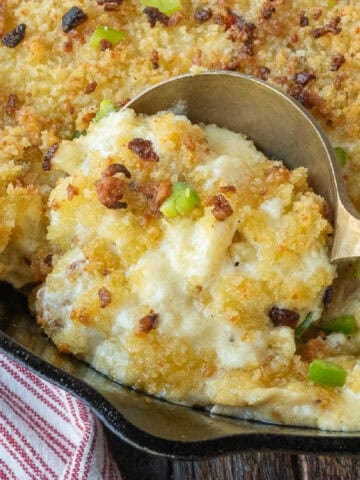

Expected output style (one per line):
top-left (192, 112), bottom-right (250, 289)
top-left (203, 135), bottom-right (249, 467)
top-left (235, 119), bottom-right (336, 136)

top-left (331, 200), bottom-right (360, 262)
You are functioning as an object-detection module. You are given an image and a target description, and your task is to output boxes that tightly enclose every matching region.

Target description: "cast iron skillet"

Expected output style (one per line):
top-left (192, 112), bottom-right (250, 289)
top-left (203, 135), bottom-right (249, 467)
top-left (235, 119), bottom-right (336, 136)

top-left (1, 282), bottom-right (360, 458)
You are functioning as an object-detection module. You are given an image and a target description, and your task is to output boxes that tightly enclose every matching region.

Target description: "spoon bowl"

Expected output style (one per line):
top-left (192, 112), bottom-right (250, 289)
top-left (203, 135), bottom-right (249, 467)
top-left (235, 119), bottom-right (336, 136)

top-left (126, 72), bottom-right (360, 262)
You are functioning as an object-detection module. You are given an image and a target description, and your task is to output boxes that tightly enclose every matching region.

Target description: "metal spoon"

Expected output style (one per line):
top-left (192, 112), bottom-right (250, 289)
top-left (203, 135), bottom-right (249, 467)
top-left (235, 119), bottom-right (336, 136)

top-left (126, 72), bottom-right (360, 262)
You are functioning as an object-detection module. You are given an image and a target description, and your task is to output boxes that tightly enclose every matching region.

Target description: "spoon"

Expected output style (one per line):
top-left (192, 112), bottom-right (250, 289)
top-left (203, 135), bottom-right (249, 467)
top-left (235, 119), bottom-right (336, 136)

top-left (126, 71), bottom-right (360, 262)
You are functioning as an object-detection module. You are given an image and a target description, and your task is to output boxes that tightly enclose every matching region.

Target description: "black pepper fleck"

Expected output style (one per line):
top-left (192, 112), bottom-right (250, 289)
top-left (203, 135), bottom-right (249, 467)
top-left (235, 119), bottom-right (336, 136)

top-left (2, 24), bottom-right (26, 48)
top-left (323, 286), bottom-right (333, 306)
top-left (62, 7), bottom-right (88, 33)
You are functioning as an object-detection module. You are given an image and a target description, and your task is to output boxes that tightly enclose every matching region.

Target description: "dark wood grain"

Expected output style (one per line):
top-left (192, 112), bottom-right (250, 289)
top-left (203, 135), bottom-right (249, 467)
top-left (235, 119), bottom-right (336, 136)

top-left (172, 453), bottom-right (297, 480)
top-left (106, 430), bottom-right (170, 480)
top-left (297, 455), bottom-right (360, 480)
top-left (106, 429), bottom-right (360, 480)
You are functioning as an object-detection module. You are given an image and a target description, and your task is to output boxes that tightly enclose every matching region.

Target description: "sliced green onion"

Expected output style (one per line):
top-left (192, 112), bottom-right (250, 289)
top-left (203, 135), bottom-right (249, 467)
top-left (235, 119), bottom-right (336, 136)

top-left (72, 130), bottom-right (86, 139)
top-left (93, 100), bottom-right (117, 123)
top-left (88, 26), bottom-right (125, 49)
top-left (159, 195), bottom-right (178, 218)
top-left (307, 359), bottom-right (347, 387)
top-left (175, 186), bottom-right (200, 215)
top-left (353, 259), bottom-right (360, 279)
top-left (321, 315), bottom-right (357, 335)
top-left (295, 312), bottom-right (313, 338)
top-left (334, 146), bottom-right (347, 167)
top-left (160, 182), bottom-right (200, 218)
top-left (141, 0), bottom-right (181, 15)
top-left (328, 0), bottom-right (337, 6)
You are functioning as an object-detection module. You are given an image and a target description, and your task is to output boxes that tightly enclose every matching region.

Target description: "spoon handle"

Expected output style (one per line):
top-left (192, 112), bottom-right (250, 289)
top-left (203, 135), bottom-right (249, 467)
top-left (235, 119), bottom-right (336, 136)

top-left (331, 199), bottom-right (360, 262)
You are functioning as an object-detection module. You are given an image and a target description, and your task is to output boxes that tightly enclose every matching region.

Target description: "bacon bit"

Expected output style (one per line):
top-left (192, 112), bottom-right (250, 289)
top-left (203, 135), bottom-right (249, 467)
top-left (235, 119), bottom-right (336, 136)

top-left (299, 10), bottom-right (309, 27)
top-left (77, 309), bottom-right (91, 325)
top-left (192, 48), bottom-right (202, 66)
top-left (322, 200), bottom-right (334, 224)
top-left (334, 75), bottom-right (344, 90)
top-left (183, 134), bottom-right (195, 151)
top-left (261, 2), bottom-right (276, 20)
top-left (99, 39), bottom-right (112, 50)
top-left (66, 259), bottom-right (85, 275)
top-left (331, 53), bottom-right (345, 71)
top-left (220, 185), bottom-right (237, 193)
top-left (297, 90), bottom-right (316, 109)
top-left (97, 0), bottom-right (123, 11)
top-left (42, 143), bottom-right (59, 171)
top-left (287, 85), bottom-right (303, 99)
top-left (84, 81), bottom-right (97, 94)
top-left (288, 85), bottom-right (316, 109)
top-left (268, 307), bottom-right (299, 328)
top-left (143, 7), bottom-right (169, 27)
top-left (312, 8), bottom-right (322, 21)
top-left (155, 182), bottom-right (173, 204)
top-left (95, 176), bottom-right (127, 209)
top-left (138, 181), bottom-right (172, 214)
top-left (82, 111), bottom-right (96, 125)
top-left (312, 16), bottom-right (341, 39)
top-left (150, 49), bottom-right (159, 69)
top-left (299, 336), bottom-right (328, 362)
top-left (226, 14), bottom-right (256, 56)
top-left (5, 94), bottom-right (19, 116)
top-left (62, 7), bottom-right (88, 33)
top-left (128, 138), bottom-right (159, 162)
top-left (207, 194), bottom-right (233, 221)
top-left (116, 97), bottom-right (131, 108)
top-left (218, 56), bottom-right (240, 71)
top-left (273, 75), bottom-right (289, 85)
top-left (138, 312), bottom-right (159, 333)
top-left (64, 39), bottom-right (73, 52)
top-left (102, 163), bottom-right (131, 178)
top-left (168, 11), bottom-right (183, 26)
top-left (258, 186), bottom-right (267, 195)
top-left (30, 252), bottom-right (53, 280)
top-left (43, 254), bottom-right (53, 267)
top-left (2, 23), bottom-right (26, 48)
top-left (323, 286), bottom-right (333, 307)
top-left (291, 33), bottom-right (298, 43)
top-left (0, 2), bottom-right (5, 37)
top-left (67, 184), bottom-right (79, 200)
top-left (294, 71), bottom-right (316, 86)
top-left (213, 7), bottom-right (236, 30)
top-left (194, 8), bottom-right (212, 22)
top-left (98, 287), bottom-right (112, 308)
top-left (255, 66), bottom-right (270, 80)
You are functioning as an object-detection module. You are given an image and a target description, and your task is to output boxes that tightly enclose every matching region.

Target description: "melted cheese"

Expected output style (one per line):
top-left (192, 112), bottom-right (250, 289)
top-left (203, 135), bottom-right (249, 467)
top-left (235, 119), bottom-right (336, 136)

top-left (35, 109), bottom-right (344, 430)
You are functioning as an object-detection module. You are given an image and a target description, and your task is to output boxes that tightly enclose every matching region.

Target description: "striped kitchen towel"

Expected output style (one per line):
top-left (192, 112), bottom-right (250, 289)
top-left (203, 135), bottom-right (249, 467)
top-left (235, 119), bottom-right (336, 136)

top-left (0, 353), bottom-right (121, 480)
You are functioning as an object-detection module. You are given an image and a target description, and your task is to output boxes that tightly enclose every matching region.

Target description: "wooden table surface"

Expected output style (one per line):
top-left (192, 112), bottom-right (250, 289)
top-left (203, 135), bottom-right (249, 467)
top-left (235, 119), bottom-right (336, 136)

top-left (106, 430), bottom-right (360, 479)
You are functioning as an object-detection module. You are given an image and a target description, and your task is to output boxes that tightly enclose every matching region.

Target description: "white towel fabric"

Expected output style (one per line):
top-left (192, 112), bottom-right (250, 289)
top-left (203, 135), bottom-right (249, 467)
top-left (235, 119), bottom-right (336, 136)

top-left (0, 353), bottom-right (121, 480)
